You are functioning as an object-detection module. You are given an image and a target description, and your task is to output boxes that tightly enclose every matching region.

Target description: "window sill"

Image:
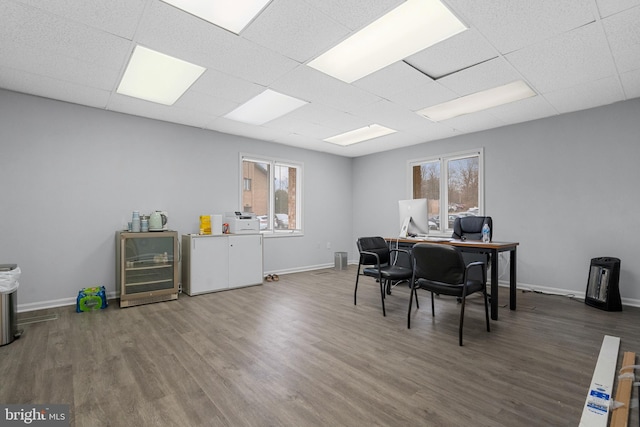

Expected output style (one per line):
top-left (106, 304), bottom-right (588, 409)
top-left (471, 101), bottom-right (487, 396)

top-left (262, 231), bottom-right (304, 239)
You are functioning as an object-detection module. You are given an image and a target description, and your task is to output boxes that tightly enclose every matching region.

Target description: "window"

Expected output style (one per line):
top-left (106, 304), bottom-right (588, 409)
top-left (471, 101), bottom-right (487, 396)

top-left (241, 154), bottom-right (303, 234)
top-left (408, 149), bottom-right (483, 233)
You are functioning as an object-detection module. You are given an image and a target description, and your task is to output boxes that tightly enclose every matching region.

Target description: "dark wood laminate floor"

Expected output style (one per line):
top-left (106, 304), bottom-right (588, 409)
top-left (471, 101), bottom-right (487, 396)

top-left (1, 266), bottom-right (638, 426)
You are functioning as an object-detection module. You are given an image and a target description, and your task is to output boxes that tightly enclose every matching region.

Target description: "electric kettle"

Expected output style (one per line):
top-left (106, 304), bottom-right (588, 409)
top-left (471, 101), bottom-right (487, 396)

top-left (149, 211), bottom-right (167, 231)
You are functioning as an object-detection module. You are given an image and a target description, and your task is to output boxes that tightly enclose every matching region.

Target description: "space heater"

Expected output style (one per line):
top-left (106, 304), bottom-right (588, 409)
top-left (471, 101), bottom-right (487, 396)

top-left (585, 257), bottom-right (621, 311)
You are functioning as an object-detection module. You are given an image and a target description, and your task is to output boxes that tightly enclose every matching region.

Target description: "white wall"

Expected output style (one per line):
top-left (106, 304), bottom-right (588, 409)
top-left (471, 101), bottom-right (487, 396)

top-left (4, 88), bottom-right (639, 309)
top-left (352, 98), bottom-right (640, 304)
top-left (0, 89), bottom-right (353, 310)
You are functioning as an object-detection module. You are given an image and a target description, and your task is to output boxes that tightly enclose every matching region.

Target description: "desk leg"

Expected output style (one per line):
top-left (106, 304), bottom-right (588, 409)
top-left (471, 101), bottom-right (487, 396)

top-left (510, 248), bottom-right (517, 311)
top-left (491, 249), bottom-right (498, 320)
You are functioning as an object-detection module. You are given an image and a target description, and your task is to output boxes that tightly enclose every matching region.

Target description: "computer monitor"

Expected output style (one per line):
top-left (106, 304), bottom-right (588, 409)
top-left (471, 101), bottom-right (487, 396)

top-left (398, 198), bottom-right (430, 237)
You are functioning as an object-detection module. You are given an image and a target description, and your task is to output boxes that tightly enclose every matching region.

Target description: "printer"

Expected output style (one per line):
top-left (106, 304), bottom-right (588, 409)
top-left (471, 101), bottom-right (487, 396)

top-left (224, 212), bottom-right (260, 234)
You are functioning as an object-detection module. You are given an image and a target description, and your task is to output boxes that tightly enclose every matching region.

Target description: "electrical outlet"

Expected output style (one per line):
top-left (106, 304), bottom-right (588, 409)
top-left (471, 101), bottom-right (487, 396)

top-left (326, 242), bottom-right (331, 250)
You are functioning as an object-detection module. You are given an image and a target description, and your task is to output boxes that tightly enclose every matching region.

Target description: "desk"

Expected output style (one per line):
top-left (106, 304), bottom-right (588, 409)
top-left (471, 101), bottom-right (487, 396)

top-left (387, 238), bottom-right (519, 321)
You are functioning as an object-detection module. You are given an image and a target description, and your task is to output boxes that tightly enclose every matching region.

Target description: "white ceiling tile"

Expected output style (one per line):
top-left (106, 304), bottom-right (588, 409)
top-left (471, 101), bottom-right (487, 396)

top-left (0, 65), bottom-right (111, 109)
top-left (506, 23), bottom-right (616, 94)
top-left (284, 103), bottom-right (371, 133)
top-left (136, 0), bottom-right (299, 86)
top-left (107, 94), bottom-right (213, 128)
top-left (405, 28), bottom-right (498, 78)
top-left (439, 110), bottom-right (506, 133)
top-left (436, 57), bottom-right (524, 96)
top-left (174, 91), bottom-right (239, 117)
top-left (403, 122), bottom-right (461, 142)
top-left (2, 40), bottom-right (119, 91)
top-left (189, 70), bottom-right (265, 104)
top-left (242, 0), bottom-right (350, 63)
top-left (278, 133), bottom-right (354, 156)
top-left (349, 99), bottom-right (434, 133)
top-left (602, 6), bottom-right (640, 73)
top-left (0, 1), bottom-right (131, 70)
top-left (620, 68), bottom-right (640, 98)
top-left (446, 0), bottom-right (595, 54)
top-left (385, 81), bottom-right (458, 111)
top-left (353, 62), bottom-right (433, 99)
top-left (264, 115), bottom-right (340, 139)
top-left (206, 117), bottom-right (291, 142)
top-left (488, 95), bottom-right (558, 125)
top-left (596, 0), bottom-right (640, 18)
top-left (10, 0), bottom-right (146, 39)
top-left (270, 66), bottom-right (381, 111)
top-left (274, 132), bottom-right (324, 147)
top-left (303, 0), bottom-right (404, 30)
top-left (543, 76), bottom-right (625, 114)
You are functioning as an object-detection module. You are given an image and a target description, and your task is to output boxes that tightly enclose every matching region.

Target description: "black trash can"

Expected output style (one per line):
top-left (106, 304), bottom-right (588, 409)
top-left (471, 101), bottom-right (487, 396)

top-left (585, 257), bottom-right (621, 311)
top-left (0, 264), bottom-right (20, 346)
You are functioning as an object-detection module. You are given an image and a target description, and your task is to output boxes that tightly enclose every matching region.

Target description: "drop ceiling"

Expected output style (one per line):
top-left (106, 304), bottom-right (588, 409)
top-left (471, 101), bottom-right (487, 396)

top-left (1, 0), bottom-right (639, 157)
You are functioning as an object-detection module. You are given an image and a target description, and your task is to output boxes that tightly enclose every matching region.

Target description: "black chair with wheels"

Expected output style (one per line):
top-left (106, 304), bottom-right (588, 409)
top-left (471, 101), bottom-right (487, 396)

top-left (355, 236), bottom-right (412, 316)
top-left (408, 243), bottom-right (490, 346)
top-left (452, 216), bottom-right (493, 283)
top-left (452, 216), bottom-right (492, 242)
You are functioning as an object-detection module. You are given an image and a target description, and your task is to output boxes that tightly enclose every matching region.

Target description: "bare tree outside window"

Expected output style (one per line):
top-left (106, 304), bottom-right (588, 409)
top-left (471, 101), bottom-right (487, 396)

top-left (410, 150), bottom-right (482, 233)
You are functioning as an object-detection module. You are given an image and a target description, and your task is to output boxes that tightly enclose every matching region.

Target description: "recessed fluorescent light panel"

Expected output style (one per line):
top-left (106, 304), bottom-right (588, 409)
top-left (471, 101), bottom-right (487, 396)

top-left (307, 0), bottom-right (467, 83)
top-left (117, 45), bottom-right (206, 106)
top-left (224, 89), bottom-right (308, 125)
top-left (160, 0), bottom-right (271, 34)
top-left (417, 80), bottom-right (537, 122)
top-left (325, 124), bottom-right (397, 146)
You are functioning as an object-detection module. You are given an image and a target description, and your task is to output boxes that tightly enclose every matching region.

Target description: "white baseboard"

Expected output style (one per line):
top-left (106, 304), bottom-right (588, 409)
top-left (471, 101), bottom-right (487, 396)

top-left (18, 291), bottom-right (118, 313)
top-left (500, 280), bottom-right (640, 308)
top-left (19, 265), bottom-right (640, 312)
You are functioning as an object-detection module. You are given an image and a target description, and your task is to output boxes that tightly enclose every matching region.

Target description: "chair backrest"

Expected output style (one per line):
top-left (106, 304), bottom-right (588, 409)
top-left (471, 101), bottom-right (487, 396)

top-left (357, 237), bottom-right (390, 265)
top-left (452, 216), bottom-right (492, 241)
top-left (412, 243), bottom-right (465, 285)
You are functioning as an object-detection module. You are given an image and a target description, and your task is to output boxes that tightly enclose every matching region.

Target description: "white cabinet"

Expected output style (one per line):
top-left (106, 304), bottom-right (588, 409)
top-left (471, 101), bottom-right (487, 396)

top-left (182, 234), bottom-right (263, 296)
top-left (228, 235), bottom-right (264, 289)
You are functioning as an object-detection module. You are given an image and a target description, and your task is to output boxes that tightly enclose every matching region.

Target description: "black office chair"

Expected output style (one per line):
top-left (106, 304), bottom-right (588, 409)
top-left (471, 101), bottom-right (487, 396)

top-left (452, 216), bottom-right (492, 241)
top-left (408, 243), bottom-right (490, 346)
top-left (355, 237), bottom-right (412, 316)
top-left (452, 216), bottom-right (493, 283)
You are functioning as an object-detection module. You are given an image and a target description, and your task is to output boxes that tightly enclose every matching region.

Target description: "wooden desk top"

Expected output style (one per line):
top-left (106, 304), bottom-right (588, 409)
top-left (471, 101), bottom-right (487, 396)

top-left (387, 237), bottom-right (519, 250)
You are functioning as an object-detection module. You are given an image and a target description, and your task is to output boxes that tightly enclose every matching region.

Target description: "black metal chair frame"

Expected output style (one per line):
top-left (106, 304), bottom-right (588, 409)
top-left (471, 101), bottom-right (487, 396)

top-left (452, 216), bottom-right (493, 300)
top-left (408, 244), bottom-right (490, 346)
top-left (355, 237), bottom-right (412, 317)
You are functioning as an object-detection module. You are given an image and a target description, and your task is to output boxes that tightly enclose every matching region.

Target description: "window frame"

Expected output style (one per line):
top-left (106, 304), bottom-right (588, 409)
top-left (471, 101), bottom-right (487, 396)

top-left (240, 153), bottom-right (304, 237)
top-left (406, 148), bottom-right (484, 235)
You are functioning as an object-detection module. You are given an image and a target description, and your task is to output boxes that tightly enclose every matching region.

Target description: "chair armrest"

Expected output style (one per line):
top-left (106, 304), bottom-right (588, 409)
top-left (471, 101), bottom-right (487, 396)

top-left (390, 248), bottom-right (410, 256)
top-left (389, 248), bottom-right (411, 267)
top-left (360, 250), bottom-right (381, 268)
top-left (464, 261), bottom-right (487, 284)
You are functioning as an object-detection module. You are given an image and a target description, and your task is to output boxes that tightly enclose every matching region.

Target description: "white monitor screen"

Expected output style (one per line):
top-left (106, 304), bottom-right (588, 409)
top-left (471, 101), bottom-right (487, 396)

top-left (398, 198), bottom-right (430, 237)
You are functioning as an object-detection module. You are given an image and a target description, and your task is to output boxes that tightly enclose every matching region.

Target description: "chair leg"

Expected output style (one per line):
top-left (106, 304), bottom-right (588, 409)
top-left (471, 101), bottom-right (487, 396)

top-left (407, 287), bottom-right (415, 329)
top-left (459, 296), bottom-right (466, 346)
top-left (354, 265), bottom-right (361, 306)
top-left (483, 288), bottom-right (491, 332)
top-left (430, 291), bottom-right (435, 316)
top-left (379, 278), bottom-right (386, 317)
top-left (414, 287), bottom-right (419, 309)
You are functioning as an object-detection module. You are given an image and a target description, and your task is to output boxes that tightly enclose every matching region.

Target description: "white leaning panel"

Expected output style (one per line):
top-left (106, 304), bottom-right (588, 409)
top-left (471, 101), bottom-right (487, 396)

top-left (579, 335), bottom-right (621, 427)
